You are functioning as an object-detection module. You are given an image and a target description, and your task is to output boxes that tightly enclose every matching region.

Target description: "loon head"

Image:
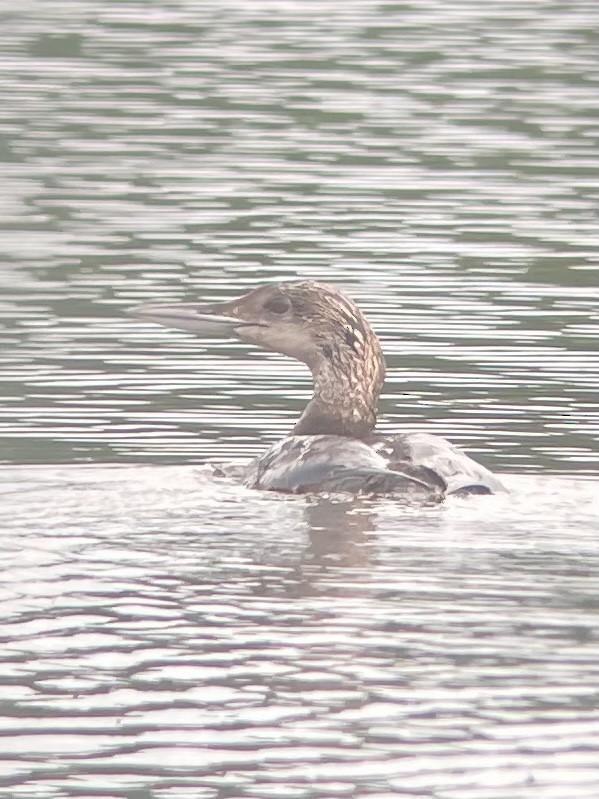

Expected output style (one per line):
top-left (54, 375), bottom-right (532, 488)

top-left (129, 281), bottom-right (379, 369)
top-left (129, 280), bottom-right (386, 437)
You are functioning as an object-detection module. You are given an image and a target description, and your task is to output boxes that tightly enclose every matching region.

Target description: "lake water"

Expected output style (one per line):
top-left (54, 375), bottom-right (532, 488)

top-left (0, 0), bottom-right (598, 796)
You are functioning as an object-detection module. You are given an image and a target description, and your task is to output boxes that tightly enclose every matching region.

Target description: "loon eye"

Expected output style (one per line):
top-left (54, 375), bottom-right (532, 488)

top-left (265, 295), bottom-right (292, 315)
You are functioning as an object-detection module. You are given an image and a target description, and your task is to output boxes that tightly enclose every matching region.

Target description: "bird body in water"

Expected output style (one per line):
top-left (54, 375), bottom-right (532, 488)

top-left (129, 281), bottom-right (506, 500)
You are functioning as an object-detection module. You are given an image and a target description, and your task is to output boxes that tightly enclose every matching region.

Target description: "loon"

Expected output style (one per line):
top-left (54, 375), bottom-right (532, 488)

top-left (129, 281), bottom-right (506, 500)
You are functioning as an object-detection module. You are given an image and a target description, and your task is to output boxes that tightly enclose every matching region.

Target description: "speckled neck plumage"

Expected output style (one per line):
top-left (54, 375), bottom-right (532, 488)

top-left (290, 289), bottom-right (386, 439)
top-left (131, 278), bottom-right (387, 440)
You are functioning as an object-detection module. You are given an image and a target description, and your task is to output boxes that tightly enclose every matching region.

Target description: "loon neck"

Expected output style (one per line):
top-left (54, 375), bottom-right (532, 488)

top-left (292, 337), bottom-right (386, 439)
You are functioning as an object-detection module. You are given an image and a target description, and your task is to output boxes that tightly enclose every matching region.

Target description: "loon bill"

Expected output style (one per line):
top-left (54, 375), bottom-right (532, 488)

top-left (129, 280), bottom-right (506, 499)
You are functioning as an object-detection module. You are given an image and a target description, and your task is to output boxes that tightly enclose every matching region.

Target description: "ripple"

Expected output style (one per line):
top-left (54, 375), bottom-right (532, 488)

top-left (1, 1), bottom-right (599, 796)
top-left (0, 465), bottom-right (598, 794)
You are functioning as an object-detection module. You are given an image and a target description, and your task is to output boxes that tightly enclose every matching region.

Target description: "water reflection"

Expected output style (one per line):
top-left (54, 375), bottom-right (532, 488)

top-left (1, 465), bottom-right (598, 796)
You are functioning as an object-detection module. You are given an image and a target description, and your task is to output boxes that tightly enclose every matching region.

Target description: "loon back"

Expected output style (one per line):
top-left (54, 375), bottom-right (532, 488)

top-left (129, 280), bottom-right (506, 499)
top-left (241, 435), bottom-right (442, 498)
top-left (241, 432), bottom-right (504, 498)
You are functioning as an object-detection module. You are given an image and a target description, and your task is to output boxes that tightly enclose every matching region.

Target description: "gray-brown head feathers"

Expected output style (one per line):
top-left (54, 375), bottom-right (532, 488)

top-left (131, 279), bottom-right (387, 439)
top-left (223, 281), bottom-right (385, 438)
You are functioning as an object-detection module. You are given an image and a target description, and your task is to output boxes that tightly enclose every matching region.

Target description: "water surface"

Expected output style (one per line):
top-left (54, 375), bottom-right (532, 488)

top-left (0, 0), bottom-right (598, 796)
top-left (1, 467), bottom-right (598, 797)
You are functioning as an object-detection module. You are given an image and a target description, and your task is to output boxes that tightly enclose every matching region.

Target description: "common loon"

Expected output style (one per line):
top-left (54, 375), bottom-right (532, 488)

top-left (129, 281), bottom-right (506, 500)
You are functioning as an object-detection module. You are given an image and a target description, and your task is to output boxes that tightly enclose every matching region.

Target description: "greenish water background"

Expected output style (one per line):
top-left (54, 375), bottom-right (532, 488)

top-left (1, 0), bottom-right (597, 474)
